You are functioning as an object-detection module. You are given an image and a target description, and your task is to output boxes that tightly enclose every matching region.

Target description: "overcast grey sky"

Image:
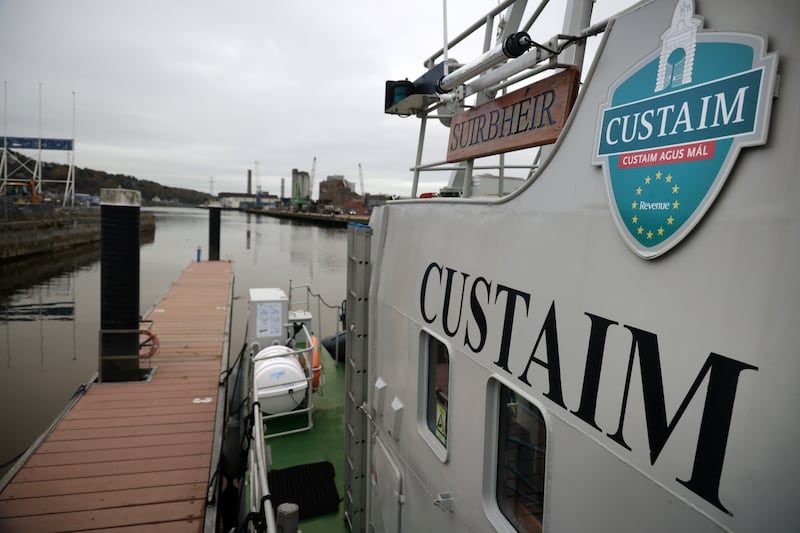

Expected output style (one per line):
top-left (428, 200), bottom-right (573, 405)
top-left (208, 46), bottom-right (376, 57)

top-left (0, 0), bottom-right (635, 198)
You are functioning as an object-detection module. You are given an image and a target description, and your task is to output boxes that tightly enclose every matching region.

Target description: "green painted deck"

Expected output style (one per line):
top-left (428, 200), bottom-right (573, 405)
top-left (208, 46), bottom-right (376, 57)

top-left (266, 347), bottom-right (349, 533)
top-left (0, 261), bottom-right (233, 533)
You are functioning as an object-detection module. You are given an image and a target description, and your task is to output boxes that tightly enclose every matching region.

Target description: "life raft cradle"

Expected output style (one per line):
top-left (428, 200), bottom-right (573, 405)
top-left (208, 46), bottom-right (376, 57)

top-left (251, 322), bottom-right (324, 439)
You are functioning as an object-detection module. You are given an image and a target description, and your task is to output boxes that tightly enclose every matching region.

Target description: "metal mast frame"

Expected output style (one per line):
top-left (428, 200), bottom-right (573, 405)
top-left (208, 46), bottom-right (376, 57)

top-left (1, 83), bottom-right (76, 207)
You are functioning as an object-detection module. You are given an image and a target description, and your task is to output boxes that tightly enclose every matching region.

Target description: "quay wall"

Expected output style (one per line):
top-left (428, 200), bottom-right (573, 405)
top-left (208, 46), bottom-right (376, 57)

top-left (239, 207), bottom-right (370, 227)
top-left (0, 210), bottom-right (155, 262)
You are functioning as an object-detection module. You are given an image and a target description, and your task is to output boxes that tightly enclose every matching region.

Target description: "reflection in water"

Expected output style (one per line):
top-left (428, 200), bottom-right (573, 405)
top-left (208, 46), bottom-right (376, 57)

top-left (0, 243), bottom-right (98, 295)
top-left (2, 301), bottom-right (75, 321)
top-left (2, 266), bottom-right (81, 369)
top-left (246, 213), bottom-right (251, 251)
top-left (0, 225), bottom-right (154, 296)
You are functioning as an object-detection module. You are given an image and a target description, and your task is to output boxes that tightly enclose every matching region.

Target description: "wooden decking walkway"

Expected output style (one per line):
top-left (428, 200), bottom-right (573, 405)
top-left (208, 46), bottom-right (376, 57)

top-left (0, 261), bottom-right (234, 533)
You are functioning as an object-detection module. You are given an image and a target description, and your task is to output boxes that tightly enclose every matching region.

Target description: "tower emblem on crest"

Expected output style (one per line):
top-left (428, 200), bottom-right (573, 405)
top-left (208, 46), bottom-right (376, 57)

top-left (592, 0), bottom-right (778, 259)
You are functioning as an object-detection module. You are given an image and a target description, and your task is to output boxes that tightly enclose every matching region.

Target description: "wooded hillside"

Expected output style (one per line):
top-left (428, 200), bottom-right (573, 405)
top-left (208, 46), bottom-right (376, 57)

top-left (8, 151), bottom-right (212, 205)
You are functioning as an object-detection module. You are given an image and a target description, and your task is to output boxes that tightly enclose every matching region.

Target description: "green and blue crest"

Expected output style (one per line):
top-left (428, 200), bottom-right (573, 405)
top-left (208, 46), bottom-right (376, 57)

top-left (592, 0), bottom-right (777, 259)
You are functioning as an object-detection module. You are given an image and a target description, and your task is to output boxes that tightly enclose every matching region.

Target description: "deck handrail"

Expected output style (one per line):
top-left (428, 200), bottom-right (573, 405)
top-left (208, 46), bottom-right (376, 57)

top-left (246, 320), bottom-right (323, 529)
top-left (407, 0), bottom-right (613, 198)
top-left (288, 280), bottom-right (345, 341)
top-left (249, 367), bottom-right (278, 532)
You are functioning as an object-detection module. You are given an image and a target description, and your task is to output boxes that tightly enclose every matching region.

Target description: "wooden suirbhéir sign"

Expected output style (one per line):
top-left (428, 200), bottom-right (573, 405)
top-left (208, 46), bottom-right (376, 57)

top-left (446, 67), bottom-right (580, 162)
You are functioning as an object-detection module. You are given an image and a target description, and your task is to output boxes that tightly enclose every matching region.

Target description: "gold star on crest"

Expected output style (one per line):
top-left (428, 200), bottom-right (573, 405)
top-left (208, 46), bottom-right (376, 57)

top-left (667, 216), bottom-right (674, 225)
top-left (645, 176), bottom-right (651, 184)
top-left (635, 186), bottom-right (643, 195)
top-left (632, 201), bottom-right (638, 209)
top-left (632, 215), bottom-right (638, 224)
top-left (672, 200), bottom-right (680, 209)
top-left (646, 230), bottom-right (653, 239)
top-left (637, 226), bottom-right (644, 235)
top-left (655, 171), bottom-right (663, 180)
top-left (657, 227), bottom-right (664, 236)
top-left (672, 185), bottom-right (679, 194)
top-left (665, 174), bottom-right (673, 183)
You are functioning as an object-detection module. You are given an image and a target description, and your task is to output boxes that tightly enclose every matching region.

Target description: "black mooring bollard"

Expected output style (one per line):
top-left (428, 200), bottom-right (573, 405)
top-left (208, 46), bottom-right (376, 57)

top-left (99, 188), bottom-right (141, 382)
top-left (209, 206), bottom-right (221, 261)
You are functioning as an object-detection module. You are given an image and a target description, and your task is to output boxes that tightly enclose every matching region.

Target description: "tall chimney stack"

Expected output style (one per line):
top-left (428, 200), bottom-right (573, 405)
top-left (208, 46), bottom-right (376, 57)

top-left (247, 169), bottom-right (252, 195)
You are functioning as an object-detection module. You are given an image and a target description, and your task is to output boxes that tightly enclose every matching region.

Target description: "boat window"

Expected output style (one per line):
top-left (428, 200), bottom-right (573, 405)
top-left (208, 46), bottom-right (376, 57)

top-left (496, 385), bottom-right (546, 533)
top-left (425, 335), bottom-right (449, 447)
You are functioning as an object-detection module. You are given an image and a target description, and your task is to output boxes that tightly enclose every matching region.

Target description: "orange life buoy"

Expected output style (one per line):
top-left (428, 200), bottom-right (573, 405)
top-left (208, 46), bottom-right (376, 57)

top-left (310, 335), bottom-right (321, 390)
top-left (139, 329), bottom-right (160, 359)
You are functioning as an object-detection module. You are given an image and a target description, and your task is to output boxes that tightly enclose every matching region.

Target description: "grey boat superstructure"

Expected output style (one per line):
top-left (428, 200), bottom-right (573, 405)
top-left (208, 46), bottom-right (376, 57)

top-left (343, 0), bottom-right (798, 532)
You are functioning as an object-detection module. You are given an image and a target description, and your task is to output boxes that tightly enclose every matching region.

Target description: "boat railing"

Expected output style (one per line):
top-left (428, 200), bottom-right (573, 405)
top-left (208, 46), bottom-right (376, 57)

top-left (252, 322), bottom-right (318, 438)
top-left (244, 320), bottom-right (325, 531)
top-left (425, 0), bottom-right (611, 98)
top-left (288, 280), bottom-right (346, 352)
top-left (245, 324), bottom-right (314, 531)
top-left (400, 0), bottom-right (613, 198)
top-left (423, 0), bottom-right (520, 70)
top-left (247, 373), bottom-right (278, 533)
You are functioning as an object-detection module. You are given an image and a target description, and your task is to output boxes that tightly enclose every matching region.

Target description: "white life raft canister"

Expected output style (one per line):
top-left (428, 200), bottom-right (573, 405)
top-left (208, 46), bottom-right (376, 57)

top-left (253, 345), bottom-right (308, 414)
